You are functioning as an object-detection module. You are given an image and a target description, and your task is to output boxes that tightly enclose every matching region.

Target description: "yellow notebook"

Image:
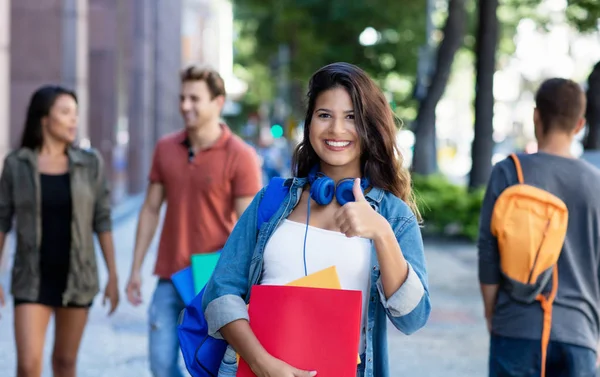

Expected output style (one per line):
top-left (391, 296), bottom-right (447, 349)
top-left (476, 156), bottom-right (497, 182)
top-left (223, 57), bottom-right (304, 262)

top-left (287, 265), bottom-right (342, 289)
top-left (237, 266), bottom-right (361, 365)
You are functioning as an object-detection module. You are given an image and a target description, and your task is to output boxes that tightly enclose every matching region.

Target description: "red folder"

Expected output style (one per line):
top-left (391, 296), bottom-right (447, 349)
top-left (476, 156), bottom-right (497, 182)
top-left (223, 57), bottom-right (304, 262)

top-left (237, 285), bottom-right (362, 377)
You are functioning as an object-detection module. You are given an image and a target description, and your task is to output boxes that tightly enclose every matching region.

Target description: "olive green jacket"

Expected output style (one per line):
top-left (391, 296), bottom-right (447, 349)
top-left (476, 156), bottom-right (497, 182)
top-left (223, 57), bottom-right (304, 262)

top-left (0, 147), bottom-right (112, 306)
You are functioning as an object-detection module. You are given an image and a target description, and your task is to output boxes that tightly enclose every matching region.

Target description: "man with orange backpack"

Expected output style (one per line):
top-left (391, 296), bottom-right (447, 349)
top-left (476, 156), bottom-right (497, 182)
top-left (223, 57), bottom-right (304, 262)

top-left (478, 78), bottom-right (600, 377)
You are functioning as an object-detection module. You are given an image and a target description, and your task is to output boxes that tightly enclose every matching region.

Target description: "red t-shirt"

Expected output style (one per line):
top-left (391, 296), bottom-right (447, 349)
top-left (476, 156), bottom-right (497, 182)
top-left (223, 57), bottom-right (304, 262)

top-left (149, 125), bottom-right (262, 278)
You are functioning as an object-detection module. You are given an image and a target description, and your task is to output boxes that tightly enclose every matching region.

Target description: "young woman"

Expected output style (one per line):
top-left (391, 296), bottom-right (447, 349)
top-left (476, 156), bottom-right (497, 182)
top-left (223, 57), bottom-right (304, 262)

top-left (0, 85), bottom-right (119, 377)
top-left (202, 62), bottom-right (430, 377)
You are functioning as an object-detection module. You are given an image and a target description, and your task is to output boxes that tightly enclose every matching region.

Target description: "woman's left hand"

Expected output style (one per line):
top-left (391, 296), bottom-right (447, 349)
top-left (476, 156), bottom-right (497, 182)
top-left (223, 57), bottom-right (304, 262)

top-left (104, 274), bottom-right (120, 315)
top-left (335, 178), bottom-right (390, 240)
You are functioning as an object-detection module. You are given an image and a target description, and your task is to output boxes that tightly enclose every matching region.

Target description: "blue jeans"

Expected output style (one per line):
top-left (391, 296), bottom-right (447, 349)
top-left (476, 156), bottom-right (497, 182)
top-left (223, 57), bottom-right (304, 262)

top-left (149, 279), bottom-right (187, 377)
top-left (489, 334), bottom-right (597, 377)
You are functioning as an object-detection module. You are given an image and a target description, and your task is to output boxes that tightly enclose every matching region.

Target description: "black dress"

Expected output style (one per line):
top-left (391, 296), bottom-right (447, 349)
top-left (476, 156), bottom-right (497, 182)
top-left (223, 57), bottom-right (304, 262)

top-left (14, 173), bottom-right (92, 308)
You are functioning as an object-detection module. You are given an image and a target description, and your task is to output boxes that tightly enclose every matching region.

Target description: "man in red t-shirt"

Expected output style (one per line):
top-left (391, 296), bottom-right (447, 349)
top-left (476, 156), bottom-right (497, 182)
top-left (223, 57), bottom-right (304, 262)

top-left (125, 66), bottom-right (262, 377)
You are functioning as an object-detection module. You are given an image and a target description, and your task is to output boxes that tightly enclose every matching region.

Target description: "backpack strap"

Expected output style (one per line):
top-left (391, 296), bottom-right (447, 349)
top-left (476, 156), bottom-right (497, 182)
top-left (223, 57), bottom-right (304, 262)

top-left (537, 265), bottom-right (559, 377)
top-left (509, 153), bottom-right (524, 184)
top-left (256, 177), bottom-right (289, 230)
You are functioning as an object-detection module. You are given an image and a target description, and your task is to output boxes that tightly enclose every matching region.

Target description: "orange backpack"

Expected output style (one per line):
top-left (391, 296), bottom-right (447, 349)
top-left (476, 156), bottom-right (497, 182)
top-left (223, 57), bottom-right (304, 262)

top-left (490, 153), bottom-right (569, 377)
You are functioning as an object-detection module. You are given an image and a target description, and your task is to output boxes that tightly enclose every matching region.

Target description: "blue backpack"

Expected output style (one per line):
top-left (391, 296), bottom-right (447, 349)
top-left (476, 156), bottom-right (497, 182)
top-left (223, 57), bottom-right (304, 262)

top-left (177, 177), bottom-right (289, 377)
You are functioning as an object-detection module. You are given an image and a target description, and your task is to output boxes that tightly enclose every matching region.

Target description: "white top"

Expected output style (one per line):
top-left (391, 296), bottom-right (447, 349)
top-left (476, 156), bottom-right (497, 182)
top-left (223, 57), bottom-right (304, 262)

top-left (260, 219), bottom-right (372, 352)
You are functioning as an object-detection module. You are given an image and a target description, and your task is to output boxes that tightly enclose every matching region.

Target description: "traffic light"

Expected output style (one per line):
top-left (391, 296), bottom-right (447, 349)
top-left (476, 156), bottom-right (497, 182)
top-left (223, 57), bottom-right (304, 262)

top-left (271, 124), bottom-right (284, 138)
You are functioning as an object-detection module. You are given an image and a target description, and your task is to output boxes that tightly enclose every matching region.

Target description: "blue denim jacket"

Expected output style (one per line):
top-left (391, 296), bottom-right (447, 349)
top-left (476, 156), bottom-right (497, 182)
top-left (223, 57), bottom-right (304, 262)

top-left (202, 177), bottom-right (431, 377)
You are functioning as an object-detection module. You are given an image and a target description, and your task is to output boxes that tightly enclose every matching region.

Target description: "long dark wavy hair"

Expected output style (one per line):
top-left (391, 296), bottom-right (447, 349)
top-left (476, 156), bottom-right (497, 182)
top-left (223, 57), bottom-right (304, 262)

top-left (292, 62), bottom-right (420, 219)
top-left (20, 85), bottom-right (78, 150)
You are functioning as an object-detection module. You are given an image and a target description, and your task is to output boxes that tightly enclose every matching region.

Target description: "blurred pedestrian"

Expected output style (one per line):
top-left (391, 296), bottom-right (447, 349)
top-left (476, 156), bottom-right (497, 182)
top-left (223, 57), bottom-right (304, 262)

top-left (125, 66), bottom-right (262, 377)
top-left (479, 78), bottom-right (600, 376)
top-left (0, 85), bottom-right (119, 377)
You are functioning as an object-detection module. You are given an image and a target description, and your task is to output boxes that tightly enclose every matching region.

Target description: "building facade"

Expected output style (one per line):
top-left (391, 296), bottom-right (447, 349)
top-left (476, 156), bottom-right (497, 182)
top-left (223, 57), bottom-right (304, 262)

top-left (0, 0), bottom-right (183, 203)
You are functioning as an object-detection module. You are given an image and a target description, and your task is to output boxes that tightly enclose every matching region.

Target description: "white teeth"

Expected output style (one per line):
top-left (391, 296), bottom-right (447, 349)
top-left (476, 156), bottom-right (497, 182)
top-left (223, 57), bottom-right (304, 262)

top-left (325, 140), bottom-right (350, 147)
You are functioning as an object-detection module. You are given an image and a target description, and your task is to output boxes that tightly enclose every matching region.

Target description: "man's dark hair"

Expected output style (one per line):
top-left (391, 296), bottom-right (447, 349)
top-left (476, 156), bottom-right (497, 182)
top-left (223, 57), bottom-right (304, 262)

top-left (180, 65), bottom-right (226, 99)
top-left (535, 78), bottom-right (586, 134)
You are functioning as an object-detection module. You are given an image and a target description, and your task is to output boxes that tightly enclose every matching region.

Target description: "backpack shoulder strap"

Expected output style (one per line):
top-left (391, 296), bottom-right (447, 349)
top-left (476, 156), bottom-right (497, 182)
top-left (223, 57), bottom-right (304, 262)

top-left (509, 153), bottom-right (524, 184)
top-left (256, 177), bottom-right (289, 230)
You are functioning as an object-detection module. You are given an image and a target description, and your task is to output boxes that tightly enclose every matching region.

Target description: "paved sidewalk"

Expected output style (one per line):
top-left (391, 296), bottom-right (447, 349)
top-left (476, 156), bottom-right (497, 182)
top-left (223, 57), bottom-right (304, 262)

top-left (387, 238), bottom-right (488, 376)
top-left (0, 203), bottom-right (490, 376)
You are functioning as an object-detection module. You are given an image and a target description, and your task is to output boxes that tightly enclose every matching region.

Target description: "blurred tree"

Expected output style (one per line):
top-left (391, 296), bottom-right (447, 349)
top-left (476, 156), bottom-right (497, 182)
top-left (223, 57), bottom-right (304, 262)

top-left (469, 0), bottom-right (499, 189)
top-left (410, 0), bottom-right (542, 176)
top-left (467, 0), bottom-right (547, 188)
top-left (232, 0), bottom-right (427, 117)
top-left (232, 0), bottom-right (600, 174)
top-left (412, 0), bottom-right (467, 175)
top-left (566, 0), bottom-right (600, 32)
top-left (468, 0), bottom-right (600, 187)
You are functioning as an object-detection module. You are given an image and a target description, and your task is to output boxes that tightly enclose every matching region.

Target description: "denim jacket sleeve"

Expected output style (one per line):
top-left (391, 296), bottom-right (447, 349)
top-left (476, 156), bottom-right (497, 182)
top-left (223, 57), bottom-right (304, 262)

top-left (376, 214), bottom-right (430, 335)
top-left (202, 188), bottom-right (265, 339)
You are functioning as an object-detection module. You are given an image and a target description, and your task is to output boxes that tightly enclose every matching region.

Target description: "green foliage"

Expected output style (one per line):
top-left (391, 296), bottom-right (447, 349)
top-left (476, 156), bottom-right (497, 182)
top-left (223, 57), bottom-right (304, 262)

top-left (232, 0), bottom-right (427, 117)
top-left (462, 0), bottom-right (598, 62)
top-left (413, 173), bottom-right (485, 241)
top-left (458, 0), bottom-right (545, 57)
top-left (566, 0), bottom-right (600, 32)
top-left (230, 0), bottom-right (599, 127)
top-left (235, 0), bottom-right (426, 79)
top-left (232, 20), bottom-right (275, 108)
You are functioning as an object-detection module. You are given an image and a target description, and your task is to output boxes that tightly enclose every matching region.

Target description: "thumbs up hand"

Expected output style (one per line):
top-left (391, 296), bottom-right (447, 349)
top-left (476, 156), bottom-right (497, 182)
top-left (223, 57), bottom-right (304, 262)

top-left (351, 177), bottom-right (367, 203)
top-left (334, 178), bottom-right (388, 240)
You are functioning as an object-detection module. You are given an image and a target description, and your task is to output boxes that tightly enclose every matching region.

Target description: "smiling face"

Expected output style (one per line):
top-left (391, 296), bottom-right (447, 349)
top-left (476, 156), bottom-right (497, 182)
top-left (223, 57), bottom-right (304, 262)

top-left (42, 94), bottom-right (78, 144)
top-left (308, 87), bottom-right (361, 178)
top-left (179, 80), bottom-right (224, 130)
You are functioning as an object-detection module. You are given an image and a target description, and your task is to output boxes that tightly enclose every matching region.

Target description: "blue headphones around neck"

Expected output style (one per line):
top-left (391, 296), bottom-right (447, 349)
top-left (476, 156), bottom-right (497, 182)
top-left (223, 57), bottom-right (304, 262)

top-left (300, 165), bottom-right (370, 276)
top-left (307, 165), bottom-right (370, 206)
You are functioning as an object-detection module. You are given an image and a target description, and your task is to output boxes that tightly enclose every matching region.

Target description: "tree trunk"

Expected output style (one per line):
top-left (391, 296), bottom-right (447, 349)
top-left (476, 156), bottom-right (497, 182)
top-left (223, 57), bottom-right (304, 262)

top-left (584, 62), bottom-right (600, 150)
top-left (412, 0), bottom-right (467, 175)
top-left (469, 0), bottom-right (499, 189)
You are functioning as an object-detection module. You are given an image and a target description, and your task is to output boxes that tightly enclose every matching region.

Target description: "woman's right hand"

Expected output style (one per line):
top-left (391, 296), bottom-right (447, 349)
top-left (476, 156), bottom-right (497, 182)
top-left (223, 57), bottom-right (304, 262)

top-left (252, 354), bottom-right (317, 377)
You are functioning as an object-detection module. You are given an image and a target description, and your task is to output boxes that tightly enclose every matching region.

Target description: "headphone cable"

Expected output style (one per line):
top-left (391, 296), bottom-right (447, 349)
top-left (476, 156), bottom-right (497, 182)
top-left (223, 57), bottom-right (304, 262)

top-left (302, 196), bottom-right (310, 276)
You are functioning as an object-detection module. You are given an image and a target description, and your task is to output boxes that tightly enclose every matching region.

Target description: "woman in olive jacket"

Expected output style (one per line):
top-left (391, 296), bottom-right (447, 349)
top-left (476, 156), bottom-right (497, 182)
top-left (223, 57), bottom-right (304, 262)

top-left (0, 85), bottom-right (119, 377)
